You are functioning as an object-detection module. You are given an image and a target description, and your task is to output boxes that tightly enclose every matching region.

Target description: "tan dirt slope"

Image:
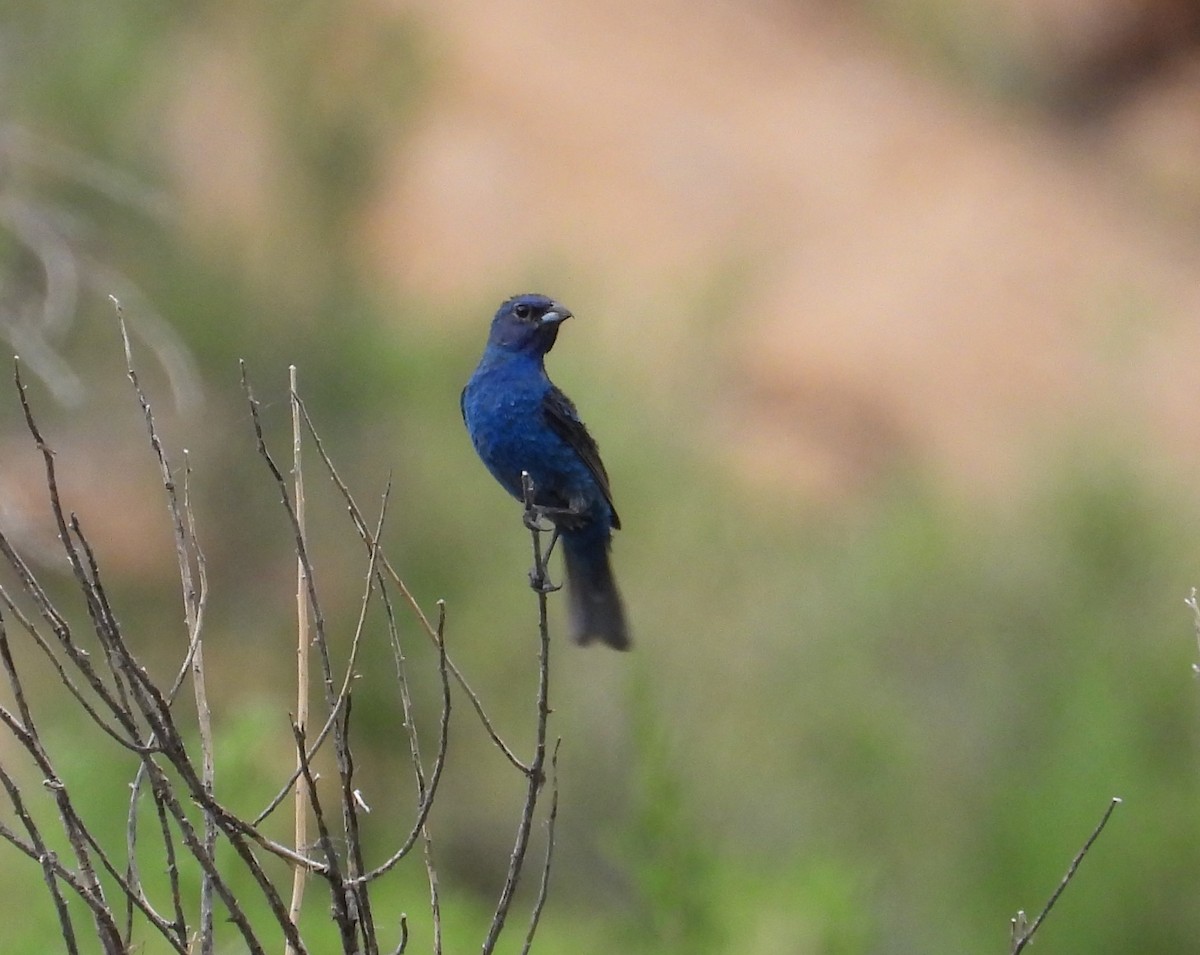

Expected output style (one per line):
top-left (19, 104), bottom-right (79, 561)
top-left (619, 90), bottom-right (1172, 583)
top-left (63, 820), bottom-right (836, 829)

top-left (361, 0), bottom-right (1200, 499)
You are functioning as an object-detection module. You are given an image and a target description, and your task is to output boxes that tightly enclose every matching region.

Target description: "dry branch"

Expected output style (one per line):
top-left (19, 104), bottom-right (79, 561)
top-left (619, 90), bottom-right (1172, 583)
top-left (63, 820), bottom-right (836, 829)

top-left (0, 334), bottom-right (564, 953)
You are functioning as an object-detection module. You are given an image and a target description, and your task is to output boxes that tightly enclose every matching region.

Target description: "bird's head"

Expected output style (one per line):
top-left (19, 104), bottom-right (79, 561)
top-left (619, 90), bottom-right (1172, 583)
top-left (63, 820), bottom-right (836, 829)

top-left (488, 293), bottom-right (573, 355)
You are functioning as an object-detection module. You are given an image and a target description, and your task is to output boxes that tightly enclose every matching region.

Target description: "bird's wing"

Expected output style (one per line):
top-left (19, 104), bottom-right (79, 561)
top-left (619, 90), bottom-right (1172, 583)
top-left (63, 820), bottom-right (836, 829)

top-left (459, 386), bottom-right (468, 424)
top-left (542, 386), bottom-right (621, 530)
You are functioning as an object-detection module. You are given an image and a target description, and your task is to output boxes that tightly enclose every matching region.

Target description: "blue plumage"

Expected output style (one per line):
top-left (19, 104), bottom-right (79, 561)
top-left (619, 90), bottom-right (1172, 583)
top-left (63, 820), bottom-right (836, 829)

top-left (461, 294), bottom-right (630, 649)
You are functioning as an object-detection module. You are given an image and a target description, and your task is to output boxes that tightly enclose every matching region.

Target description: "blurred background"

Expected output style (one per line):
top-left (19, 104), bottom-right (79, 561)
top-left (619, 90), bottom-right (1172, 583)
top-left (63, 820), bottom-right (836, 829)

top-left (4, 0), bottom-right (1200, 951)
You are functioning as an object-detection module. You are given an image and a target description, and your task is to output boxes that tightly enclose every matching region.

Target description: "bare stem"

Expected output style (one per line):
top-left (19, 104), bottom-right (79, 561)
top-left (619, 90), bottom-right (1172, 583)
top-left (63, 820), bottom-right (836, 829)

top-left (0, 341), bottom-right (553, 955)
top-left (294, 397), bottom-right (526, 772)
top-left (288, 365), bottom-right (311, 955)
top-left (1011, 796), bottom-right (1122, 954)
top-left (480, 473), bottom-right (556, 955)
top-left (521, 738), bottom-right (562, 955)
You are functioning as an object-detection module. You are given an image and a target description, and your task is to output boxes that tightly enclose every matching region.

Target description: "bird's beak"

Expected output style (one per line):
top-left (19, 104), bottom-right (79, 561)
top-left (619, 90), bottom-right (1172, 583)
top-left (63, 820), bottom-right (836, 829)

top-left (540, 304), bottom-right (573, 326)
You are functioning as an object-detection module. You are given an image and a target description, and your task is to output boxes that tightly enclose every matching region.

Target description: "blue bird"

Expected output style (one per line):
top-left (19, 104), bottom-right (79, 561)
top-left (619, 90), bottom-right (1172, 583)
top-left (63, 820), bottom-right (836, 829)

top-left (461, 293), bottom-right (630, 650)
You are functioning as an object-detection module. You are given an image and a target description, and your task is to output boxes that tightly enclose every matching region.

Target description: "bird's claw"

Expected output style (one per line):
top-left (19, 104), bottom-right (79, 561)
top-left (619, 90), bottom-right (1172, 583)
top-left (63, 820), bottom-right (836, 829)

top-left (536, 503), bottom-right (583, 521)
top-left (522, 510), bottom-right (554, 533)
top-left (528, 567), bottom-right (563, 594)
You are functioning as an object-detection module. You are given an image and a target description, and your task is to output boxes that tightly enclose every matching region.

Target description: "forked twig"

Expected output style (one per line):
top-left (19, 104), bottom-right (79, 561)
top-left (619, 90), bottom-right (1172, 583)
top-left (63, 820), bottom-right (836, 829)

top-left (118, 303), bottom-right (216, 955)
top-left (0, 339), bottom-right (566, 954)
top-left (350, 594), bottom-right (451, 886)
top-left (293, 397), bottom-right (526, 772)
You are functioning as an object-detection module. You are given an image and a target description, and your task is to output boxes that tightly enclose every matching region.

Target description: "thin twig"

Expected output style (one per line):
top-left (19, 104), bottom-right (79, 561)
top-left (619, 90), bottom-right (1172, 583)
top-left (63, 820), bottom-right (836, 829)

top-left (1011, 797), bottom-right (1122, 954)
top-left (521, 738), bottom-right (561, 955)
top-left (480, 473), bottom-right (555, 955)
top-left (0, 342), bottom-right (537, 954)
top-left (295, 397), bottom-right (525, 771)
top-left (242, 368), bottom-right (360, 885)
top-left (0, 560), bottom-right (139, 750)
top-left (57, 520), bottom-right (294, 952)
top-left (256, 481), bottom-right (390, 827)
top-left (8, 363), bottom-right (150, 747)
top-left (240, 365), bottom-right (332, 703)
top-left (288, 365), bottom-right (311, 955)
top-left (386, 915), bottom-right (409, 955)
top-left (0, 692), bottom-right (81, 955)
top-left (4, 361), bottom-right (215, 952)
top-left (339, 698), bottom-right (378, 955)
top-left (181, 449), bottom-right (214, 952)
top-left (120, 309), bottom-right (217, 952)
top-left (290, 721), bottom-right (356, 951)
top-left (0, 704), bottom-right (124, 952)
top-left (352, 595), bottom-right (452, 885)
top-left (0, 815), bottom-right (81, 955)
top-left (60, 795), bottom-right (191, 954)
top-left (1186, 588), bottom-right (1200, 676)
top-left (151, 782), bottom-right (189, 947)
top-left (423, 832), bottom-right (443, 955)
top-left (118, 448), bottom-right (209, 948)
top-left (139, 760), bottom-right (277, 955)
top-left (366, 592), bottom-right (446, 951)
top-left (424, 602), bottom-right (449, 955)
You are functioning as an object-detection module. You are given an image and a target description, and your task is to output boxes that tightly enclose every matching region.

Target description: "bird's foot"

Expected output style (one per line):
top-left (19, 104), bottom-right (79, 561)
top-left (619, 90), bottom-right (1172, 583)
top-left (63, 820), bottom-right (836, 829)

top-left (522, 509), bottom-right (555, 533)
top-left (528, 566), bottom-right (563, 594)
top-left (525, 503), bottom-right (587, 534)
top-left (533, 503), bottom-right (576, 520)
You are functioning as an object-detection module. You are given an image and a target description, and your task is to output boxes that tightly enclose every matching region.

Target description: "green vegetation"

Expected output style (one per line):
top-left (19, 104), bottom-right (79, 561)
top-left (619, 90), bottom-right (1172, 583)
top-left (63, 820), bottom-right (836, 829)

top-left (3, 2), bottom-right (1199, 952)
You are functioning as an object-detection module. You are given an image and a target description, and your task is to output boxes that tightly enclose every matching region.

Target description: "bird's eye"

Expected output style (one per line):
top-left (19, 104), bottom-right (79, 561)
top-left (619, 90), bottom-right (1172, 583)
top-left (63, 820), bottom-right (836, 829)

top-left (513, 303), bottom-right (532, 319)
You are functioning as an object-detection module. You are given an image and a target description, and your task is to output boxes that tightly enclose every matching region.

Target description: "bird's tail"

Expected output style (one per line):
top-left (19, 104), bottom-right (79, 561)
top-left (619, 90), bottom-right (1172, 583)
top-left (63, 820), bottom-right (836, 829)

top-left (561, 532), bottom-right (630, 650)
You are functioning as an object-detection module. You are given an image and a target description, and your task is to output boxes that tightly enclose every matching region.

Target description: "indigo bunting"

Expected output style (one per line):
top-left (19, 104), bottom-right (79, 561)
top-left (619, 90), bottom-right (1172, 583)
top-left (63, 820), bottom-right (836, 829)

top-left (461, 294), bottom-right (630, 650)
